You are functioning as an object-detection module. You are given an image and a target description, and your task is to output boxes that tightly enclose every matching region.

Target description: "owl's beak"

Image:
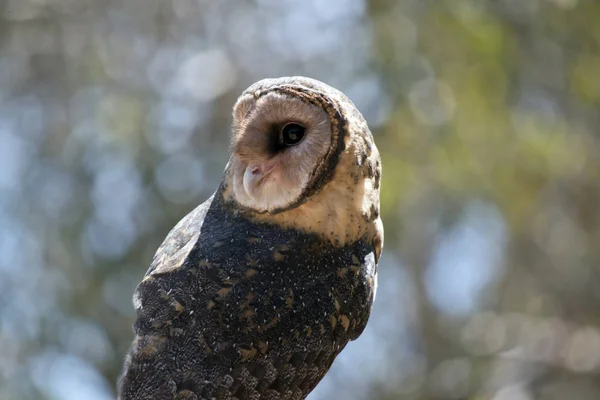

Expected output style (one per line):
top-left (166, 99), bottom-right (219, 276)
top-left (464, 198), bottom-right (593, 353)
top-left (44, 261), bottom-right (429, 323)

top-left (242, 162), bottom-right (279, 198)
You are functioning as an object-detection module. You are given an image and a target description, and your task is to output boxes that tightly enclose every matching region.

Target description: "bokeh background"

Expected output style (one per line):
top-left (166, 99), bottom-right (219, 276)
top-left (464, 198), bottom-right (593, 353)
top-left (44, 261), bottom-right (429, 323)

top-left (1, 0), bottom-right (600, 399)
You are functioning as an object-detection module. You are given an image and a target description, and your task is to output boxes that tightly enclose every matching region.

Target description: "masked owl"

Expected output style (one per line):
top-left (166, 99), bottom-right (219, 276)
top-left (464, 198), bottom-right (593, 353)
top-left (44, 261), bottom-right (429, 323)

top-left (118, 76), bottom-right (383, 400)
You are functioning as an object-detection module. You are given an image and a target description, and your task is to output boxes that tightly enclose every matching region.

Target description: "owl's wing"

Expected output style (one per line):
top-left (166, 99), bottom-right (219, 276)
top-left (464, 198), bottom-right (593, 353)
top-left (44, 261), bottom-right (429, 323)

top-left (118, 196), bottom-right (216, 399)
top-left (144, 194), bottom-right (214, 278)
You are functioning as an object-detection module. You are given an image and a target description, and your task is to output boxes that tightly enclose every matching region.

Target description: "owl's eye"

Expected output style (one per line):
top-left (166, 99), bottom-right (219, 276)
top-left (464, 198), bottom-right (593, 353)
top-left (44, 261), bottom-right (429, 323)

top-left (280, 123), bottom-right (306, 146)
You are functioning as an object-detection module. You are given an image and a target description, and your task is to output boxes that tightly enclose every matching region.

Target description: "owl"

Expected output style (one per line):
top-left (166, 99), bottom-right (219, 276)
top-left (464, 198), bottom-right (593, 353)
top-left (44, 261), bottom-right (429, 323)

top-left (117, 76), bottom-right (383, 400)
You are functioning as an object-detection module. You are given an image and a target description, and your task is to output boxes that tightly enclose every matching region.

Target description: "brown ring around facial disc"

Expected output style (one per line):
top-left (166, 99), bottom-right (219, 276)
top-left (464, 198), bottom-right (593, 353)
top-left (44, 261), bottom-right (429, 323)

top-left (248, 84), bottom-right (348, 214)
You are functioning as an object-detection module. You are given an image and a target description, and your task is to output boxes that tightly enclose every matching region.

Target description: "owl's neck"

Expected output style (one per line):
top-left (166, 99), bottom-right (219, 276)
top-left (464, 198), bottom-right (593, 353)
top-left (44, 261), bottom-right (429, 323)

top-left (220, 139), bottom-right (383, 257)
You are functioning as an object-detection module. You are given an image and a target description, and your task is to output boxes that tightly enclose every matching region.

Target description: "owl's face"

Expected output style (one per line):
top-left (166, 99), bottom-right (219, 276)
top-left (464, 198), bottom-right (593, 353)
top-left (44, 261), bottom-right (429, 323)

top-left (230, 91), bottom-right (333, 213)
top-left (223, 76), bottom-right (382, 255)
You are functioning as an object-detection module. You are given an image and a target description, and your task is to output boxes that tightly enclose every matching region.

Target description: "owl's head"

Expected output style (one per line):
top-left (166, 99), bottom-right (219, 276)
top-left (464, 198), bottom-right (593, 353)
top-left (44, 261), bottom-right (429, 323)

top-left (224, 77), bottom-right (382, 252)
top-left (228, 77), bottom-right (351, 213)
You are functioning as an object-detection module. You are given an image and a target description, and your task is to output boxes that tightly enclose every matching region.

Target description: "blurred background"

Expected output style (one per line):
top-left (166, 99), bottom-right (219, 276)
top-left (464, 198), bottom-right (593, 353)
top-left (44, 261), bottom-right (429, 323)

top-left (1, 0), bottom-right (600, 399)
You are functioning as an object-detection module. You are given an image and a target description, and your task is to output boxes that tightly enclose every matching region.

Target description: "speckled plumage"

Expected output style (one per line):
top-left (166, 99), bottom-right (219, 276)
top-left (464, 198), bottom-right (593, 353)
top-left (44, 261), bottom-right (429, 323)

top-left (118, 77), bottom-right (383, 400)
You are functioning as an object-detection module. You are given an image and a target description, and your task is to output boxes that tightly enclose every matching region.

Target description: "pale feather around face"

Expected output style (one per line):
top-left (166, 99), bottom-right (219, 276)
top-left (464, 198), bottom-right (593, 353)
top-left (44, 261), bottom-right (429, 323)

top-left (223, 76), bottom-right (383, 257)
top-left (230, 92), bottom-right (332, 213)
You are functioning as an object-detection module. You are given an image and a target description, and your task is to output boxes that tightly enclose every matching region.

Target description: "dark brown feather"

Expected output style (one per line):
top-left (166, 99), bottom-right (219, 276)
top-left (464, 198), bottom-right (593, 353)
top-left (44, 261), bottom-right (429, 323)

top-left (118, 192), bottom-right (377, 400)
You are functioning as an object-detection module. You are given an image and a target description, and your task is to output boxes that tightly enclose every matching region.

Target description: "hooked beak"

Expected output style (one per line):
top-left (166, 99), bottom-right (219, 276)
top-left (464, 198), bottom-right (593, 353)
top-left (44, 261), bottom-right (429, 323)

top-left (242, 161), bottom-right (279, 198)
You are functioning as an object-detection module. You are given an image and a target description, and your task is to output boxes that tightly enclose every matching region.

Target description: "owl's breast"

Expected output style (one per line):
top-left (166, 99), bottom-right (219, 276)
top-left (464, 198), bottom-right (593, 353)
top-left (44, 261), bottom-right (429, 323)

top-left (180, 211), bottom-right (378, 351)
top-left (127, 200), bottom-right (377, 399)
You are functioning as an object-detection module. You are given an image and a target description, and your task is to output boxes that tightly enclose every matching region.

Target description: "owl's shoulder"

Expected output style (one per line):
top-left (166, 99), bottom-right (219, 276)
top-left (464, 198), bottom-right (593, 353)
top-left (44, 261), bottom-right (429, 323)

top-left (143, 194), bottom-right (214, 277)
top-left (133, 191), bottom-right (377, 340)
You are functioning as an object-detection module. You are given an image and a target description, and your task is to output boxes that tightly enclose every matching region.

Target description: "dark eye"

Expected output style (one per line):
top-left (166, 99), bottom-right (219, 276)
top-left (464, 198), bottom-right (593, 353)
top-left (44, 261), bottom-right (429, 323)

top-left (280, 123), bottom-right (306, 146)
